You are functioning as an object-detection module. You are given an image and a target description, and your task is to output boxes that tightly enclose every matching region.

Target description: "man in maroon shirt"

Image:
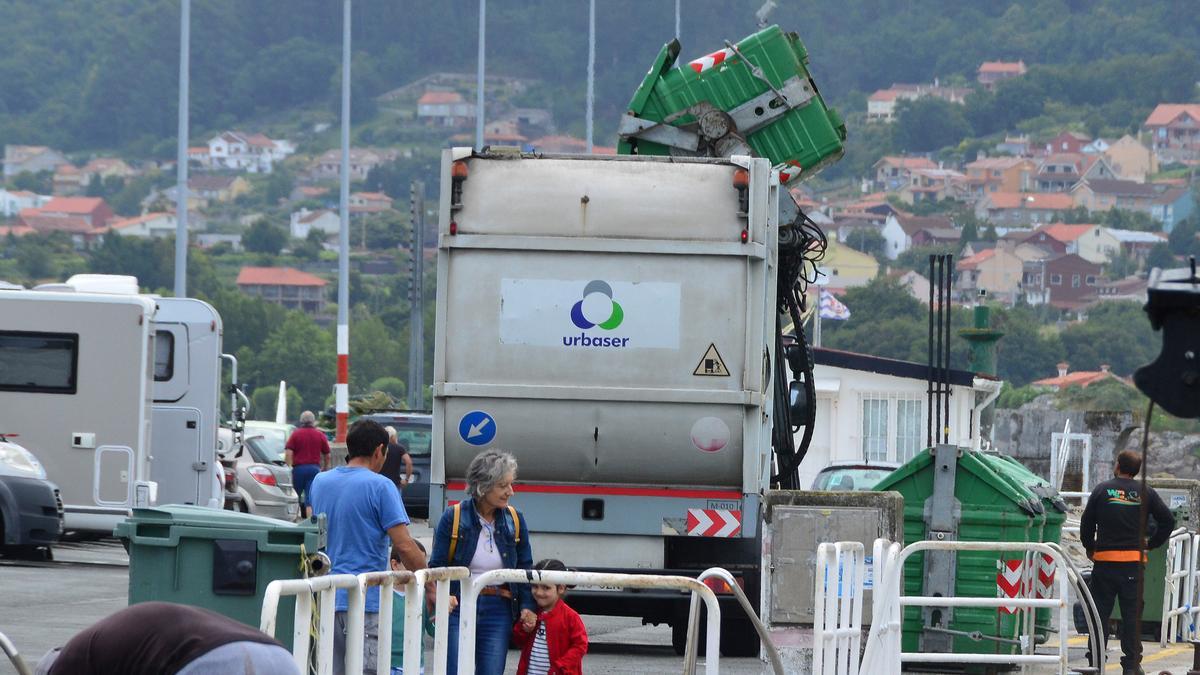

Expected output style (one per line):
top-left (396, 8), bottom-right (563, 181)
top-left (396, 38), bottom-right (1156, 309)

top-left (286, 410), bottom-right (331, 518)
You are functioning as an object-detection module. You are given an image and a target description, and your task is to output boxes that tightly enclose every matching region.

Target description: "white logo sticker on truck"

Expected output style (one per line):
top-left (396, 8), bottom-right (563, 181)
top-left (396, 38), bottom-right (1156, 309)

top-left (499, 278), bottom-right (681, 349)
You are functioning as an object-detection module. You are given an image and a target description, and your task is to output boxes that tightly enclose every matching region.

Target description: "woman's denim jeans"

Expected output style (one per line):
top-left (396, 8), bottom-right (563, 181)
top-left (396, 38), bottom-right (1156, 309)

top-left (445, 595), bottom-right (511, 675)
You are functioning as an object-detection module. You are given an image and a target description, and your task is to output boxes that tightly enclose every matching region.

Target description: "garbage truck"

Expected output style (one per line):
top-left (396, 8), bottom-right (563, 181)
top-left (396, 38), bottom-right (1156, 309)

top-left (429, 25), bottom-right (844, 655)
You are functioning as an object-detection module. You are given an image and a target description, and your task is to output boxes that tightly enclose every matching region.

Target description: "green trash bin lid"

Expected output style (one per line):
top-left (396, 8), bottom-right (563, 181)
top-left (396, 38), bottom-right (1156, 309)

top-left (114, 504), bottom-right (323, 553)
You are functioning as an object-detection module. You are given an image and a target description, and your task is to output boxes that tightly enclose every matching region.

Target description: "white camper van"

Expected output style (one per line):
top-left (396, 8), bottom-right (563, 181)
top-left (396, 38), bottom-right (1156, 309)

top-left (0, 275), bottom-right (224, 532)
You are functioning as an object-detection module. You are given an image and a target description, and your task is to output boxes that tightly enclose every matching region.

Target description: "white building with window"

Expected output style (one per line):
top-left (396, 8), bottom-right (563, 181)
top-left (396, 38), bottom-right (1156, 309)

top-left (796, 347), bottom-right (1000, 489)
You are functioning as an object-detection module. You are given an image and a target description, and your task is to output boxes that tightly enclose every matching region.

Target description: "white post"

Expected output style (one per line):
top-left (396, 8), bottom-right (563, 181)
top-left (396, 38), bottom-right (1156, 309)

top-left (674, 0), bottom-right (681, 41)
top-left (173, 0), bottom-right (190, 297)
top-left (475, 0), bottom-right (486, 151)
top-left (586, 0), bottom-right (595, 153)
top-left (336, 0), bottom-right (351, 443)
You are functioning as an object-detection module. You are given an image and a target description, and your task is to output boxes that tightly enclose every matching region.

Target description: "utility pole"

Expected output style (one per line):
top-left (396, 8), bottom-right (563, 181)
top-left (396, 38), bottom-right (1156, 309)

top-left (586, 0), bottom-right (595, 153)
top-left (407, 181), bottom-right (425, 410)
top-left (173, 0), bottom-right (190, 297)
top-left (475, 0), bottom-right (486, 151)
top-left (675, 0), bottom-right (681, 41)
top-left (336, 0), bottom-right (351, 443)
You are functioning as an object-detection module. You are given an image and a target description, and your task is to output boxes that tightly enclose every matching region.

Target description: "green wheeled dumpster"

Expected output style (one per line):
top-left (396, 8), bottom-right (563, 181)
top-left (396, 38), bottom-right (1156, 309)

top-left (874, 446), bottom-right (1066, 661)
top-left (114, 505), bottom-right (325, 643)
top-left (617, 24), bottom-right (846, 182)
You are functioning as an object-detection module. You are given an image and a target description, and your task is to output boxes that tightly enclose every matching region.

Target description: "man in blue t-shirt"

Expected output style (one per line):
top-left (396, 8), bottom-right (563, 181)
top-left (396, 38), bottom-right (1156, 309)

top-left (310, 419), bottom-right (431, 675)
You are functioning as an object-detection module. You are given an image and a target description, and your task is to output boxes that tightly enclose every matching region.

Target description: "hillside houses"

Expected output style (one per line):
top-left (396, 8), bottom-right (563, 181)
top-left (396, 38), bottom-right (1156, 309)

top-left (873, 156), bottom-right (937, 191)
top-left (1144, 104), bottom-right (1200, 164)
top-left (866, 83), bottom-right (970, 123)
top-left (310, 147), bottom-right (399, 182)
top-left (206, 131), bottom-right (295, 173)
top-left (975, 192), bottom-right (1075, 225)
top-left (977, 61), bottom-right (1026, 90)
top-left (416, 90), bottom-right (475, 126)
top-left (963, 157), bottom-right (1036, 197)
top-left (3, 145), bottom-right (68, 179)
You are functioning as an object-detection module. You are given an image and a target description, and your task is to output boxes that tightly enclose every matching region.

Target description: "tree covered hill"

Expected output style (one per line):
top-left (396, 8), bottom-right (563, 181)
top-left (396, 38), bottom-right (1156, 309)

top-left (0, 1), bottom-right (1197, 155)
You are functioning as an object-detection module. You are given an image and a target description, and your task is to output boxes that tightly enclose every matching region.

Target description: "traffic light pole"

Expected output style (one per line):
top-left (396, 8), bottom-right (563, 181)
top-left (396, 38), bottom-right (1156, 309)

top-left (407, 180), bottom-right (425, 410)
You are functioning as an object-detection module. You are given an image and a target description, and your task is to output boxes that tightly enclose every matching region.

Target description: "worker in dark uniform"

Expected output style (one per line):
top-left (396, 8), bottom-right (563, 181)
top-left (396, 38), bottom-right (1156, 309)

top-left (1079, 449), bottom-right (1175, 675)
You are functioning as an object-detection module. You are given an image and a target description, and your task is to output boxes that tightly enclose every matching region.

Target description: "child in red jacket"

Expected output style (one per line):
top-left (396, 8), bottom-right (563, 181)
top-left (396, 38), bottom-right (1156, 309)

top-left (512, 559), bottom-right (588, 675)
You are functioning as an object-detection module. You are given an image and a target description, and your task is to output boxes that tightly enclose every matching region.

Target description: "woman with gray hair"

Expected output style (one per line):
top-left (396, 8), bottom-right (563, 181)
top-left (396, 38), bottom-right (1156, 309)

top-left (430, 449), bottom-right (535, 675)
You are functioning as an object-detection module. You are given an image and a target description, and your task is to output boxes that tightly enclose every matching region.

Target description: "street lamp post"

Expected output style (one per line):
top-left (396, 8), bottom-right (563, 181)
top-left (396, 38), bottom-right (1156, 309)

top-left (586, 0), bottom-right (595, 153)
top-left (174, 0), bottom-right (190, 297)
top-left (475, 0), bottom-right (486, 151)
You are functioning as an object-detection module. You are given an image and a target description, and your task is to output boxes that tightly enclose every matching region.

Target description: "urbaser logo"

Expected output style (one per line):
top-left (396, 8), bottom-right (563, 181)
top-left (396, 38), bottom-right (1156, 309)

top-left (565, 280), bottom-right (629, 347)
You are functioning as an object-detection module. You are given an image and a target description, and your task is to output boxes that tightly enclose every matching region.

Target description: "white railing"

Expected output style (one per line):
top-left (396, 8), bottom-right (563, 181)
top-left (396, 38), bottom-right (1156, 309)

top-left (359, 566), bottom-right (470, 675)
top-left (460, 569), bottom-right (724, 675)
top-left (260, 567), bottom-right (468, 675)
top-left (1162, 528), bottom-right (1198, 645)
top-left (812, 542), bottom-right (866, 675)
top-left (860, 540), bottom-right (1074, 673)
top-left (260, 574), bottom-right (363, 675)
top-left (681, 568), bottom-right (785, 675)
top-left (0, 630), bottom-right (33, 675)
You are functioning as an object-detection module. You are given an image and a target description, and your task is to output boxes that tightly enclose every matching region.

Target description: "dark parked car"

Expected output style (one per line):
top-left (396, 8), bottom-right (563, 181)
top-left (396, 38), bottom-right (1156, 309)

top-left (0, 435), bottom-right (62, 558)
top-left (362, 412), bottom-right (432, 519)
top-left (810, 460), bottom-right (900, 491)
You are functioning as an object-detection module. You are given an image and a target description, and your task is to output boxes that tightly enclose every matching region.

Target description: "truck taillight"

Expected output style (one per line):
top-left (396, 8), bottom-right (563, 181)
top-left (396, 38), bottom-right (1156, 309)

top-left (451, 161), bottom-right (469, 209)
top-left (731, 168), bottom-right (749, 188)
top-left (703, 576), bottom-right (745, 595)
top-left (248, 466), bottom-right (276, 487)
top-left (222, 466), bottom-right (236, 490)
top-left (449, 220), bottom-right (458, 235)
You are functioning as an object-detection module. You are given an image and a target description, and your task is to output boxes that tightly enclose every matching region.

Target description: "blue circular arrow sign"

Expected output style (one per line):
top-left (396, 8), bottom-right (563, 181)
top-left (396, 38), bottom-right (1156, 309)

top-left (458, 410), bottom-right (497, 446)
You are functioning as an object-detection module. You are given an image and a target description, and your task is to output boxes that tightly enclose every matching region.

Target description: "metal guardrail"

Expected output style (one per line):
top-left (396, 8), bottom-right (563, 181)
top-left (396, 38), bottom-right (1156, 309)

top-left (1162, 528), bottom-right (1198, 645)
top-left (0, 630), bottom-right (33, 675)
top-left (681, 567), bottom-right (784, 675)
top-left (812, 542), bottom-right (866, 675)
top-left (461, 568), bottom-right (724, 675)
top-left (861, 540), bottom-right (1075, 673)
top-left (359, 566), bottom-right (469, 675)
top-left (261, 574), bottom-right (363, 675)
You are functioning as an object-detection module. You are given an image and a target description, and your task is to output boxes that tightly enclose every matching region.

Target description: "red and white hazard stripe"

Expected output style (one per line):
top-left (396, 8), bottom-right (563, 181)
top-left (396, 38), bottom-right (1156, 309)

top-left (1034, 553), bottom-right (1055, 599)
top-left (686, 508), bottom-right (741, 537)
top-left (688, 48), bottom-right (734, 74)
top-left (996, 558), bottom-right (1023, 614)
top-left (778, 160), bottom-right (804, 184)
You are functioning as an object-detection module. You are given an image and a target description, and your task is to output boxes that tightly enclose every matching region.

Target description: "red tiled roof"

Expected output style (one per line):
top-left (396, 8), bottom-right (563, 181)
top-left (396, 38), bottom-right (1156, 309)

top-left (353, 192), bottom-right (390, 201)
top-left (40, 196), bottom-right (107, 214)
top-left (979, 61), bottom-right (1026, 74)
top-left (868, 89), bottom-right (901, 102)
top-left (0, 225), bottom-right (35, 237)
top-left (236, 266), bottom-right (327, 287)
top-left (1033, 223), bottom-right (1095, 243)
top-left (109, 212), bottom-right (172, 230)
top-left (1033, 370), bottom-right (1113, 389)
top-left (20, 213), bottom-right (98, 234)
top-left (418, 91), bottom-right (465, 105)
top-left (957, 249), bottom-right (996, 269)
top-left (876, 156), bottom-right (937, 170)
top-left (984, 192), bottom-right (1074, 210)
top-left (1145, 104), bottom-right (1200, 127)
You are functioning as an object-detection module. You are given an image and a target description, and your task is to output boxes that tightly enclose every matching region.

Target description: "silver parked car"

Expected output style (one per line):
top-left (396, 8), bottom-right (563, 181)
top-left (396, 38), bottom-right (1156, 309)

top-left (217, 428), bottom-right (300, 521)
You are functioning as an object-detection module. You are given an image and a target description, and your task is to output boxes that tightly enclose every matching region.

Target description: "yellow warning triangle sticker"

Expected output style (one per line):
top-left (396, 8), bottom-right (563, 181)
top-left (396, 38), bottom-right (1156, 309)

top-left (693, 343), bottom-right (730, 377)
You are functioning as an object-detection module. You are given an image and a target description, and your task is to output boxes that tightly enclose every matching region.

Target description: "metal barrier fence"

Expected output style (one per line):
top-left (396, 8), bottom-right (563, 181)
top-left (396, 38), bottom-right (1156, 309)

top-left (811, 542), bottom-right (866, 675)
top-left (460, 569), bottom-right (724, 675)
top-left (1162, 528), bottom-right (1198, 645)
top-left (261, 566), bottom-right (755, 675)
top-left (261, 574), bottom-right (363, 675)
top-left (860, 540), bottom-right (1075, 673)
